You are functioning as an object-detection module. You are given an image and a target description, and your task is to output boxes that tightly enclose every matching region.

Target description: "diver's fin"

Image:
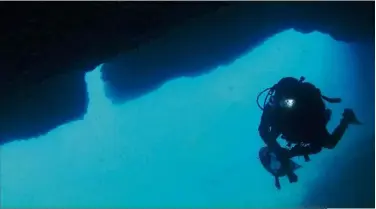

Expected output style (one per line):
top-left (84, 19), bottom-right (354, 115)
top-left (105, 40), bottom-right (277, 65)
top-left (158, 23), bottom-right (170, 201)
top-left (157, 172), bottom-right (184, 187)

top-left (343, 108), bottom-right (363, 125)
top-left (275, 177), bottom-right (281, 190)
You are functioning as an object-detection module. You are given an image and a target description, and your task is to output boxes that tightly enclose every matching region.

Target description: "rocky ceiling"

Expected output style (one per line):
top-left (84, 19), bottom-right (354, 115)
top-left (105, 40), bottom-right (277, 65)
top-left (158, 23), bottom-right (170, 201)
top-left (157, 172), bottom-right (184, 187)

top-left (0, 1), bottom-right (374, 144)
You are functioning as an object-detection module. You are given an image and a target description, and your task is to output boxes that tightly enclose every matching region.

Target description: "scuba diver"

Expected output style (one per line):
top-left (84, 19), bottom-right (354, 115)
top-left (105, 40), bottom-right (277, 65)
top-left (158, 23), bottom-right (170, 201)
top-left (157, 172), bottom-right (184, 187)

top-left (257, 76), bottom-right (362, 184)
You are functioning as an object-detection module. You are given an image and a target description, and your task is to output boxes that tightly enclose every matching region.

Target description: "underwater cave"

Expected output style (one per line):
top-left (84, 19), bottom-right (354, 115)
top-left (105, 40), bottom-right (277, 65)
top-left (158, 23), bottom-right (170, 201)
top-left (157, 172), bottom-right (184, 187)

top-left (0, 2), bottom-right (374, 208)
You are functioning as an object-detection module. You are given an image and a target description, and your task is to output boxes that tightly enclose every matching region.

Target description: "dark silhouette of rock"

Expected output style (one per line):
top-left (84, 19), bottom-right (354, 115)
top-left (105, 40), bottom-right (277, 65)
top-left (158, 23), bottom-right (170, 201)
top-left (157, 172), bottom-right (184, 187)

top-left (0, 1), bottom-right (373, 143)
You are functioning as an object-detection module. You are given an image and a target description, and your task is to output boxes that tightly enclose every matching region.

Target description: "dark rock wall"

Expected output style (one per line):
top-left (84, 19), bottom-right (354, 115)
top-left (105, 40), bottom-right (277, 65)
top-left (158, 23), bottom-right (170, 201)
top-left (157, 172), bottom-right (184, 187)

top-left (0, 2), bottom-right (230, 143)
top-left (102, 2), bottom-right (374, 103)
top-left (0, 1), bottom-right (373, 143)
top-left (0, 70), bottom-right (87, 144)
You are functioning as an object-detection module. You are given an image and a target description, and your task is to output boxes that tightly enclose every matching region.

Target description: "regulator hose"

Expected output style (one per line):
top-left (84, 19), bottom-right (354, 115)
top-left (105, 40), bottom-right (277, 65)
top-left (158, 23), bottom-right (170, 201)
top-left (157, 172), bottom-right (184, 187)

top-left (256, 87), bottom-right (274, 110)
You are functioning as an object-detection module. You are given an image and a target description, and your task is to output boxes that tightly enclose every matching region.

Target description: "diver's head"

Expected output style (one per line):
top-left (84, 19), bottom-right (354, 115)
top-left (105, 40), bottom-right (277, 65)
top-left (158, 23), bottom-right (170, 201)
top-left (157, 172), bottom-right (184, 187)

top-left (274, 77), bottom-right (300, 93)
top-left (256, 76), bottom-right (305, 111)
top-left (269, 77), bottom-right (303, 110)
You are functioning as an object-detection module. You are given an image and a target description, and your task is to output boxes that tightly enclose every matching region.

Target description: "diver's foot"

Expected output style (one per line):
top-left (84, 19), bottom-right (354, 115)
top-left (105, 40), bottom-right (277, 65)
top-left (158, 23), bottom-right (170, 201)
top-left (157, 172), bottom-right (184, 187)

top-left (343, 108), bottom-right (362, 125)
top-left (287, 172), bottom-right (298, 183)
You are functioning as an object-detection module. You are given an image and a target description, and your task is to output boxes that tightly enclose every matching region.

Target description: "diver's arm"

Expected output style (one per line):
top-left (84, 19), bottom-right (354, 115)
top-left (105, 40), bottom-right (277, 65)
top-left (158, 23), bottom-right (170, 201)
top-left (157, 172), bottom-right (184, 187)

top-left (258, 105), bottom-right (281, 150)
top-left (259, 106), bottom-right (291, 169)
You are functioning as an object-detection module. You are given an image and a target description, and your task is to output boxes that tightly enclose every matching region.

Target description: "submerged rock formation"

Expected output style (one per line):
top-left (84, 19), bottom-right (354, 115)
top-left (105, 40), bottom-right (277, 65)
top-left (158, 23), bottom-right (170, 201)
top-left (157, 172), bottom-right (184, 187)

top-left (0, 1), bottom-right (373, 142)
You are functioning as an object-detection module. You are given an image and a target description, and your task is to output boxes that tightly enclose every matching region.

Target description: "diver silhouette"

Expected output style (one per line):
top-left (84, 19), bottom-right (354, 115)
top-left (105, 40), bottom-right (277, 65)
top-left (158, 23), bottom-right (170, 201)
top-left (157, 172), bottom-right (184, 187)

top-left (257, 76), bottom-right (362, 185)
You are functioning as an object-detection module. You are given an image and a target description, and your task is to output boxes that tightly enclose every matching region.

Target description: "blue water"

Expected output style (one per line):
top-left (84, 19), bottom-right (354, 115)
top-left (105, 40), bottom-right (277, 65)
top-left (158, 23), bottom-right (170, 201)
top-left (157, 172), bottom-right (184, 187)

top-left (0, 29), bottom-right (374, 208)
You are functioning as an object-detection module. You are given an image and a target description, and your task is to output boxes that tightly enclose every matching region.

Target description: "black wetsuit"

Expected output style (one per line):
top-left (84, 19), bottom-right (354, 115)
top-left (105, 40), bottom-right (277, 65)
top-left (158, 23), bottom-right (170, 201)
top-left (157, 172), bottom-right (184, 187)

top-left (258, 80), bottom-right (330, 160)
top-left (258, 77), bottom-right (359, 184)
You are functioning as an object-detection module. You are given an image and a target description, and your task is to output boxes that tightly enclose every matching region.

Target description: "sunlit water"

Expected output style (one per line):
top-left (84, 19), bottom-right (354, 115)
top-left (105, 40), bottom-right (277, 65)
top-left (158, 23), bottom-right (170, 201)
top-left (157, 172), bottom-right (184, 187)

top-left (0, 29), bottom-right (372, 208)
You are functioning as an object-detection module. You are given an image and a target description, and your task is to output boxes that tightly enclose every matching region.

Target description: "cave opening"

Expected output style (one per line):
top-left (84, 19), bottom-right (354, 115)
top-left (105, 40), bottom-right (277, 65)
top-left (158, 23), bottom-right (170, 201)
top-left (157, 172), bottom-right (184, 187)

top-left (1, 29), bottom-right (374, 208)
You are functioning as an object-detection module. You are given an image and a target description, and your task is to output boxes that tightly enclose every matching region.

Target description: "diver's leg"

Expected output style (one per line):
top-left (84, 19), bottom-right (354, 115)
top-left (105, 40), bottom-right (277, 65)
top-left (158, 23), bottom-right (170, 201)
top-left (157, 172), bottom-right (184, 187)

top-left (324, 108), bottom-right (361, 149)
top-left (324, 108), bottom-right (332, 125)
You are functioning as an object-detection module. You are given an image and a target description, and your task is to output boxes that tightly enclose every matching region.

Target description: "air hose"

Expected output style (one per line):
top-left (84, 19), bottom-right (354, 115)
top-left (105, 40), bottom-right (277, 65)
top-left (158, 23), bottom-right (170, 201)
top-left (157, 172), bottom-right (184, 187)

top-left (256, 87), bottom-right (274, 110)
